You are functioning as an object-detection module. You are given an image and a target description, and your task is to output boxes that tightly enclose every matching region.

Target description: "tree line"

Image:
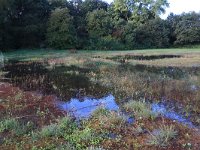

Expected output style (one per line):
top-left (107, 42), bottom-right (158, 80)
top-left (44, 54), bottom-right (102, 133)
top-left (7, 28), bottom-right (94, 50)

top-left (0, 0), bottom-right (200, 50)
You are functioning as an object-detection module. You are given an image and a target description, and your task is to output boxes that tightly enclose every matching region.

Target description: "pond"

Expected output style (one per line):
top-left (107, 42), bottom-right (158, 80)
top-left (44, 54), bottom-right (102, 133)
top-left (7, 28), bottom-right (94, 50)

top-left (1, 59), bottom-right (199, 128)
top-left (2, 60), bottom-right (109, 100)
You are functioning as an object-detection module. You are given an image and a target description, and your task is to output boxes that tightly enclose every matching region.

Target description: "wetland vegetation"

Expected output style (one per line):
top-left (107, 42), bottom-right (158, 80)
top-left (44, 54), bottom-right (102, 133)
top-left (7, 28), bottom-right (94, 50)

top-left (0, 49), bottom-right (200, 149)
top-left (1, 0), bottom-right (200, 149)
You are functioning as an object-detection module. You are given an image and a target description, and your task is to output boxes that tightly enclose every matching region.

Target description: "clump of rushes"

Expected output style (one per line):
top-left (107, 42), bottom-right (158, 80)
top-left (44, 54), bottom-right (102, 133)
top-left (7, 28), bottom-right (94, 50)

top-left (91, 107), bottom-right (126, 129)
top-left (123, 100), bottom-right (157, 120)
top-left (147, 125), bottom-right (178, 147)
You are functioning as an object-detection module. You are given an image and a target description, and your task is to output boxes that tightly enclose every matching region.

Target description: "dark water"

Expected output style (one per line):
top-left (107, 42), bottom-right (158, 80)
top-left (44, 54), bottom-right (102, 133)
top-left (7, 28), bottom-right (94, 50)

top-left (117, 63), bottom-right (200, 79)
top-left (106, 54), bottom-right (181, 61)
top-left (104, 54), bottom-right (200, 80)
top-left (2, 60), bottom-right (109, 100)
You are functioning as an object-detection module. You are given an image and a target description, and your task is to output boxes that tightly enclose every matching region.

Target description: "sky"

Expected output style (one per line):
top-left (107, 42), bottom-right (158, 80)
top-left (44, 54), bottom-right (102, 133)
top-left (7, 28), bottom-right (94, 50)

top-left (105, 0), bottom-right (200, 19)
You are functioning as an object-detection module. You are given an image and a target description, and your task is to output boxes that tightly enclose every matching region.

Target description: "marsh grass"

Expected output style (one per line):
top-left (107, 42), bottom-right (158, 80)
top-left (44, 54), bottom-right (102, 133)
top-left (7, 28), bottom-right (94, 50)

top-left (55, 143), bottom-right (76, 150)
top-left (64, 127), bottom-right (104, 150)
top-left (32, 116), bottom-right (77, 140)
top-left (128, 54), bottom-right (200, 67)
top-left (147, 125), bottom-right (178, 147)
top-left (123, 100), bottom-right (157, 120)
top-left (86, 146), bottom-right (105, 150)
top-left (91, 107), bottom-right (127, 129)
top-left (91, 107), bottom-right (110, 118)
top-left (0, 118), bottom-right (34, 136)
top-left (0, 118), bottom-right (19, 132)
top-left (91, 63), bottom-right (200, 124)
top-left (0, 70), bottom-right (3, 77)
top-left (1, 49), bottom-right (200, 149)
top-left (94, 67), bottom-right (147, 98)
top-left (58, 116), bottom-right (77, 134)
top-left (31, 116), bottom-right (104, 149)
top-left (39, 124), bottom-right (60, 138)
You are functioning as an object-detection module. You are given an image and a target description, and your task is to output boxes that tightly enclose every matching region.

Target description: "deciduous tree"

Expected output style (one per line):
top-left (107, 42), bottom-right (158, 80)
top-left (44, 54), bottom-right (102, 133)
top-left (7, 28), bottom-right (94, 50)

top-left (46, 8), bottom-right (77, 49)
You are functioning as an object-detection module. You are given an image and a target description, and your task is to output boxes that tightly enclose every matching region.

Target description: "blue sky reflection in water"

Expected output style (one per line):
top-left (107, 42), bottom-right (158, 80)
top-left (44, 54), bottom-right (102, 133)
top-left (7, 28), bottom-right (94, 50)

top-left (151, 103), bottom-right (195, 128)
top-left (58, 94), bottom-right (119, 118)
top-left (58, 94), bottom-right (195, 127)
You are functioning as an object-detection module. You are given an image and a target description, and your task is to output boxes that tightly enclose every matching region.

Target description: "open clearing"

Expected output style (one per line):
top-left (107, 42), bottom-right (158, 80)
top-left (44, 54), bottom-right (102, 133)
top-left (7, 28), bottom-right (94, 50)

top-left (0, 48), bottom-right (200, 150)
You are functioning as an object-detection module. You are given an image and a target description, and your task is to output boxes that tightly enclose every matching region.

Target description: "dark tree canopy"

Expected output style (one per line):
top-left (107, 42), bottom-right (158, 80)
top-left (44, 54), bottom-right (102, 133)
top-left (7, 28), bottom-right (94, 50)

top-left (0, 0), bottom-right (50, 49)
top-left (0, 0), bottom-right (200, 50)
top-left (174, 12), bottom-right (200, 45)
top-left (86, 9), bottom-right (113, 37)
top-left (46, 8), bottom-right (77, 49)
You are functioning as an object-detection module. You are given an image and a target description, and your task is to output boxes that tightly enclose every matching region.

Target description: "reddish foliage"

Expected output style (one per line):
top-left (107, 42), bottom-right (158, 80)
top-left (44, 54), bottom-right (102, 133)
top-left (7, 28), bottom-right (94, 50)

top-left (0, 104), bottom-right (5, 110)
top-left (0, 82), bottom-right (65, 127)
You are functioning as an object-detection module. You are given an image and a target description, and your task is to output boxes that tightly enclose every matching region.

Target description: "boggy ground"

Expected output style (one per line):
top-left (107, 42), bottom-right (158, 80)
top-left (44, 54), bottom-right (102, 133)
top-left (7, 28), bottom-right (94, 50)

top-left (1, 49), bottom-right (200, 149)
top-left (0, 82), bottom-right (200, 150)
top-left (0, 82), bottom-right (65, 149)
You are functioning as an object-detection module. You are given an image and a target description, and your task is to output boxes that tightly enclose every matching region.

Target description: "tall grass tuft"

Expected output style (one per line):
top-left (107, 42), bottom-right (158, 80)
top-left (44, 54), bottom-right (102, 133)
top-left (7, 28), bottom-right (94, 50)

top-left (0, 118), bottom-right (33, 135)
top-left (57, 116), bottom-right (78, 135)
top-left (39, 124), bottom-right (60, 138)
top-left (147, 125), bottom-right (178, 147)
top-left (0, 118), bottom-right (19, 132)
top-left (31, 116), bottom-right (77, 140)
top-left (123, 100), bottom-right (157, 119)
top-left (91, 107), bottom-right (127, 129)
